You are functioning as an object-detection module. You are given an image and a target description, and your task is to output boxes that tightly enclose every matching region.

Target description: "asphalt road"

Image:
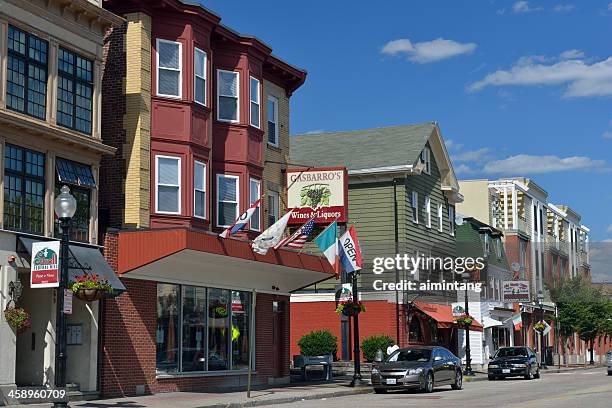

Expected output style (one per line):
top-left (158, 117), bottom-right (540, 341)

top-left (262, 368), bottom-right (612, 408)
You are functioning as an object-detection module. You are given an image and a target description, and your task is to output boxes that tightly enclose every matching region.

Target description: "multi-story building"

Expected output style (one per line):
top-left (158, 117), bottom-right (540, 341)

top-left (289, 123), bottom-right (481, 359)
top-left (99, 0), bottom-right (333, 397)
top-left (0, 0), bottom-right (123, 402)
top-left (457, 177), bottom-right (592, 363)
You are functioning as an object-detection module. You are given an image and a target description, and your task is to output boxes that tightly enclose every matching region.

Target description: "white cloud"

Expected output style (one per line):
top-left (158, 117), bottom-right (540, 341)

top-left (467, 56), bottom-right (612, 98)
top-left (603, 131), bottom-right (612, 139)
top-left (559, 49), bottom-right (584, 60)
top-left (454, 164), bottom-right (475, 175)
top-left (553, 4), bottom-right (575, 12)
top-left (607, 225), bottom-right (612, 233)
top-left (445, 139), bottom-right (463, 150)
top-left (452, 148), bottom-right (493, 163)
top-left (513, 1), bottom-right (542, 13)
top-left (516, 55), bottom-right (548, 66)
top-left (304, 129), bottom-right (324, 134)
top-left (381, 38), bottom-right (477, 63)
top-left (483, 154), bottom-right (607, 174)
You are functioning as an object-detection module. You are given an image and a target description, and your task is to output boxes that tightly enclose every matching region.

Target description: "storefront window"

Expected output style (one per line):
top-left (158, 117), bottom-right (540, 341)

top-left (208, 288), bottom-right (230, 370)
top-left (156, 284), bottom-right (180, 373)
top-left (181, 286), bottom-right (206, 372)
top-left (231, 291), bottom-right (250, 370)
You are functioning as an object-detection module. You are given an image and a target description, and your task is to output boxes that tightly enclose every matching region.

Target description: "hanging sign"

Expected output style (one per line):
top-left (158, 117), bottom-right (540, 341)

top-left (502, 281), bottom-right (530, 302)
top-left (30, 241), bottom-right (61, 288)
top-left (63, 289), bottom-right (73, 315)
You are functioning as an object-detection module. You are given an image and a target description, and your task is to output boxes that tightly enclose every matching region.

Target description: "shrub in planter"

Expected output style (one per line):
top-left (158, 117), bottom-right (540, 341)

top-left (454, 314), bottom-right (474, 326)
top-left (533, 322), bottom-right (546, 332)
top-left (298, 330), bottom-right (338, 357)
top-left (361, 335), bottom-right (394, 362)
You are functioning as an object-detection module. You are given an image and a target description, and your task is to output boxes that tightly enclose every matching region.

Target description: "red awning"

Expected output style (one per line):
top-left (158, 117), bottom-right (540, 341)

top-left (413, 301), bottom-right (484, 332)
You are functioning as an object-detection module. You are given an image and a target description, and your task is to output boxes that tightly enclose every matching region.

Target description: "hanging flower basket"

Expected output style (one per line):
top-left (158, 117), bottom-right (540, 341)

top-left (454, 314), bottom-right (474, 326)
top-left (533, 322), bottom-right (546, 332)
top-left (335, 302), bottom-right (366, 317)
top-left (70, 273), bottom-right (112, 302)
top-left (4, 303), bottom-right (31, 334)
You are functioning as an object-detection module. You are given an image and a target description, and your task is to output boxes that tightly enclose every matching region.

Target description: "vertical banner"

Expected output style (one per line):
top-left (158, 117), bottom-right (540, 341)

top-left (30, 241), bottom-right (61, 288)
top-left (63, 289), bottom-right (73, 315)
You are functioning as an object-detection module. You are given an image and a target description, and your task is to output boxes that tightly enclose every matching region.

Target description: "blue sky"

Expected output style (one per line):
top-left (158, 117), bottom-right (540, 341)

top-left (201, 1), bottom-right (612, 244)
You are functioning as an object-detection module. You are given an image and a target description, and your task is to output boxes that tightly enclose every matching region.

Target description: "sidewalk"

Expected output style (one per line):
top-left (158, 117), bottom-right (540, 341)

top-left (16, 377), bottom-right (371, 408)
top-left (464, 363), bottom-right (606, 382)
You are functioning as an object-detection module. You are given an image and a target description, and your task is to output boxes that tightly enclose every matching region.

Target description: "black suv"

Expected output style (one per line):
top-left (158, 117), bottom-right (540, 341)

top-left (488, 346), bottom-right (540, 380)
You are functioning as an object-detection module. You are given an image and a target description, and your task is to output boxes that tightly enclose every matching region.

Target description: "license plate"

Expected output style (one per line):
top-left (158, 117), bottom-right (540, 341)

top-left (502, 369), bottom-right (511, 374)
top-left (386, 378), bottom-right (397, 385)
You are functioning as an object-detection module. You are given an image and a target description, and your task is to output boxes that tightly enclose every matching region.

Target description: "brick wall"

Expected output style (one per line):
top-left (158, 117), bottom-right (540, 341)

top-left (100, 277), bottom-right (290, 397)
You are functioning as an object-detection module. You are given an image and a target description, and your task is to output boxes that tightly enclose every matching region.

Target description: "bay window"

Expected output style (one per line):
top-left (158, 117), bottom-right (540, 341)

top-left (7, 25), bottom-right (48, 120)
top-left (156, 283), bottom-right (251, 373)
top-left (156, 156), bottom-right (181, 214)
top-left (156, 39), bottom-right (182, 98)
top-left (55, 158), bottom-right (96, 242)
top-left (194, 160), bottom-right (206, 219)
top-left (267, 96), bottom-right (279, 146)
top-left (57, 47), bottom-right (93, 134)
top-left (249, 178), bottom-right (261, 231)
top-left (3, 144), bottom-right (45, 234)
top-left (217, 70), bottom-right (239, 122)
top-left (194, 48), bottom-right (207, 105)
top-left (216, 174), bottom-right (239, 227)
top-left (249, 77), bottom-right (260, 128)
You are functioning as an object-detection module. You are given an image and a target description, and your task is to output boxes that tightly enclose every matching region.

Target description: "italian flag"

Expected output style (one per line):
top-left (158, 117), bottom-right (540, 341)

top-left (511, 313), bottom-right (523, 330)
top-left (315, 221), bottom-right (339, 275)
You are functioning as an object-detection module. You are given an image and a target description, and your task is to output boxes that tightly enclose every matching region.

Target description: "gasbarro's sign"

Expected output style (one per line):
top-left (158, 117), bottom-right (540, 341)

top-left (286, 167), bottom-right (348, 224)
top-left (30, 241), bottom-right (61, 288)
top-left (502, 281), bottom-right (530, 302)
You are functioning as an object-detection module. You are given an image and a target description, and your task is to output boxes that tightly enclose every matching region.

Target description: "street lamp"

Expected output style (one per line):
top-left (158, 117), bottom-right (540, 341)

top-left (462, 271), bottom-right (474, 376)
top-left (53, 185), bottom-right (77, 408)
top-left (537, 289), bottom-right (547, 370)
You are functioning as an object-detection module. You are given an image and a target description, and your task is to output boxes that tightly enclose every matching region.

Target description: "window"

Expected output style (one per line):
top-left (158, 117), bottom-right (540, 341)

top-left (495, 238), bottom-right (502, 258)
top-left (420, 147), bottom-right (431, 175)
top-left (194, 48), bottom-right (207, 105)
top-left (249, 77), bottom-right (260, 128)
top-left (411, 191), bottom-right (419, 223)
top-left (268, 190), bottom-right (279, 227)
top-left (57, 48), bottom-right (94, 134)
top-left (3, 144), bottom-right (45, 234)
top-left (194, 161), bottom-right (206, 219)
top-left (249, 178), bottom-right (261, 231)
top-left (54, 158), bottom-right (95, 242)
top-left (156, 156), bottom-right (181, 214)
top-left (156, 283), bottom-right (251, 373)
top-left (438, 203), bottom-right (443, 232)
top-left (267, 96), bottom-right (279, 146)
top-left (156, 39), bottom-right (182, 98)
top-left (217, 70), bottom-right (239, 122)
top-left (6, 26), bottom-right (48, 119)
top-left (448, 205), bottom-right (455, 236)
top-left (216, 174), bottom-right (239, 227)
top-left (425, 196), bottom-right (431, 228)
top-left (484, 234), bottom-right (490, 255)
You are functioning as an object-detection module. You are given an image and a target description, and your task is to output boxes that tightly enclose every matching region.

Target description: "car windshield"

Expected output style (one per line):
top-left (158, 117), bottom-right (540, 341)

top-left (494, 348), bottom-right (528, 358)
top-left (388, 348), bottom-right (431, 362)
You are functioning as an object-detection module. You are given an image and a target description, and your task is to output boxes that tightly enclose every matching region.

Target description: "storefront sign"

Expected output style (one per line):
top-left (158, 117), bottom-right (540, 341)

top-left (286, 167), bottom-right (348, 224)
top-left (336, 283), bottom-right (353, 303)
top-left (30, 241), bottom-right (61, 288)
top-left (452, 304), bottom-right (465, 317)
top-left (502, 281), bottom-right (530, 302)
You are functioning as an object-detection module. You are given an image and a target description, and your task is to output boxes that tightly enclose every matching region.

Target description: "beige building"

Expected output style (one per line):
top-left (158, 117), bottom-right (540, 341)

top-left (0, 0), bottom-right (122, 403)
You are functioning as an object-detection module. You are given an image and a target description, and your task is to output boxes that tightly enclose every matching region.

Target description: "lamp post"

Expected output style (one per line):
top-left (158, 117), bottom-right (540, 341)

top-left (462, 271), bottom-right (474, 376)
top-left (350, 270), bottom-right (364, 386)
top-left (53, 185), bottom-right (77, 408)
top-left (537, 289), bottom-right (547, 370)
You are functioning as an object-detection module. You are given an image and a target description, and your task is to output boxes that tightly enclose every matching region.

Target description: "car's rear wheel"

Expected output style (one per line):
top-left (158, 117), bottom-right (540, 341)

top-left (524, 367), bottom-right (533, 380)
top-left (451, 369), bottom-right (463, 390)
top-left (608, 371), bottom-right (612, 376)
top-left (488, 374), bottom-right (496, 381)
top-left (374, 388), bottom-right (387, 394)
top-left (422, 372), bottom-right (434, 393)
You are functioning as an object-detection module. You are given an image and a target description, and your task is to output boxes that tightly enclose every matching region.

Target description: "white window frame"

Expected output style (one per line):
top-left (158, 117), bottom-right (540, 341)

top-left (421, 147), bottom-right (431, 175)
top-left (448, 205), bottom-right (455, 236)
top-left (249, 76), bottom-right (261, 128)
top-left (249, 178), bottom-right (261, 231)
top-left (156, 38), bottom-right (182, 99)
top-left (411, 191), bottom-right (419, 224)
top-left (425, 195), bottom-right (431, 228)
top-left (194, 47), bottom-right (207, 106)
top-left (217, 69), bottom-right (240, 123)
top-left (194, 160), bottom-right (206, 219)
top-left (268, 190), bottom-right (279, 226)
top-left (216, 174), bottom-right (239, 228)
top-left (155, 155), bottom-right (181, 215)
top-left (438, 203), bottom-right (443, 232)
top-left (267, 95), bottom-right (279, 147)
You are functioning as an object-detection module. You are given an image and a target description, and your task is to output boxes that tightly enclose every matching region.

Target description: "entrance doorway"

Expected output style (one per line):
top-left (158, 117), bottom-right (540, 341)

top-left (271, 300), bottom-right (285, 377)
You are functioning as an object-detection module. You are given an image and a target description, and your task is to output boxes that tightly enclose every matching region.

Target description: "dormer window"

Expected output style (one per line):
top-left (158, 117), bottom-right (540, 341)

top-left (420, 147), bottom-right (431, 175)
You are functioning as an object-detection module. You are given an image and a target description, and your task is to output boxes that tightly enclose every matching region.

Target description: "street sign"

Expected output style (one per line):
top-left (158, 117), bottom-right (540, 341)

top-left (30, 241), bottom-right (61, 288)
top-left (502, 281), bottom-right (530, 302)
top-left (63, 289), bottom-right (73, 315)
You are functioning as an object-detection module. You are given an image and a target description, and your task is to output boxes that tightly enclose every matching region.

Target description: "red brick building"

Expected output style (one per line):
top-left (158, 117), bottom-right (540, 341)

top-left (98, 0), bottom-right (331, 397)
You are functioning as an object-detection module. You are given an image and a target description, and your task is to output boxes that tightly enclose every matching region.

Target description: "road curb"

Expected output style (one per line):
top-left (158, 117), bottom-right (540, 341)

top-left (194, 387), bottom-right (373, 408)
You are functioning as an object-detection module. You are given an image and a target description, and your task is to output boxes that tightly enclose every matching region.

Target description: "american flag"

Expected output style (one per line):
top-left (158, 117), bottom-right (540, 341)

top-left (277, 218), bottom-right (316, 249)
